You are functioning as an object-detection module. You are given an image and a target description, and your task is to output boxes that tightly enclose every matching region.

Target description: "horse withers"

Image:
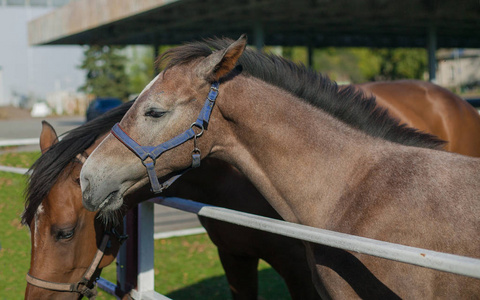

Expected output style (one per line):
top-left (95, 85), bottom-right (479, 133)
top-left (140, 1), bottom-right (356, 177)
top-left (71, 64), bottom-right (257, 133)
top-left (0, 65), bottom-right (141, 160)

top-left (81, 36), bottom-right (480, 299)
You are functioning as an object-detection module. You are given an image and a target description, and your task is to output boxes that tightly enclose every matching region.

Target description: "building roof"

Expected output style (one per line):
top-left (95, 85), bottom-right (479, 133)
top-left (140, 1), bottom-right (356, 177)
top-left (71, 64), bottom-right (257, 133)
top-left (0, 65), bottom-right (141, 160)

top-left (28, 0), bottom-right (480, 48)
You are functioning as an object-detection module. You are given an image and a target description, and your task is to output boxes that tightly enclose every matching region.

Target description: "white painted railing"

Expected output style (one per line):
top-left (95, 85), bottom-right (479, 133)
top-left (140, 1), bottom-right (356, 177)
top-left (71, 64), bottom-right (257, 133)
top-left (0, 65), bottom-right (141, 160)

top-left (0, 138), bottom-right (39, 147)
top-left (0, 138), bottom-right (39, 174)
top-left (98, 196), bottom-right (480, 299)
top-left (0, 165), bottom-right (29, 174)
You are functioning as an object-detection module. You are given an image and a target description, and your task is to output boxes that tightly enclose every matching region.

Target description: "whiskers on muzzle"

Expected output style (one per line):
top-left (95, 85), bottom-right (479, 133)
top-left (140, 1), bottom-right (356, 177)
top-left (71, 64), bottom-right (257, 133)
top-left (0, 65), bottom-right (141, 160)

top-left (96, 206), bottom-right (125, 227)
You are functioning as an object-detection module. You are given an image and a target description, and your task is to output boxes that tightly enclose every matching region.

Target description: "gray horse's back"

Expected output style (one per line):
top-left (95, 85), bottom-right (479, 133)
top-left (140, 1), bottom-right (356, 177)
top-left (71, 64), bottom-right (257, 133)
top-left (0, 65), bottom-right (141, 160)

top-left (322, 145), bottom-right (480, 299)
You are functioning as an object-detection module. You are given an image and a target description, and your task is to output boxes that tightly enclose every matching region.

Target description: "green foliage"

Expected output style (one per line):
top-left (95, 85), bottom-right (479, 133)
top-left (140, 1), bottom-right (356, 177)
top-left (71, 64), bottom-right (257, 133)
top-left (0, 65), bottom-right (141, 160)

top-left (124, 45), bottom-right (177, 96)
top-left (313, 48), bottom-right (371, 83)
top-left (281, 46), bottom-right (308, 65)
top-left (280, 46), bottom-right (427, 84)
top-left (126, 47), bottom-right (155, 95)
top-left (78, 46), bottom-right (130, 100)
top-left (372, 48), bottom-right (427, 81)
top-left (349, 48), bottom-right (383, 82)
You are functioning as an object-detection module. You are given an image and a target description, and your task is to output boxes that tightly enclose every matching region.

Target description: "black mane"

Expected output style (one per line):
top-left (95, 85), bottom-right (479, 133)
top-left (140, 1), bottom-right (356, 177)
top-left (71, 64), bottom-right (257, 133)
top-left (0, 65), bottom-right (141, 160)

top-left (21, 101), bottom-right (133, 226)
top-left (160, 37), bottom-right (445, 150)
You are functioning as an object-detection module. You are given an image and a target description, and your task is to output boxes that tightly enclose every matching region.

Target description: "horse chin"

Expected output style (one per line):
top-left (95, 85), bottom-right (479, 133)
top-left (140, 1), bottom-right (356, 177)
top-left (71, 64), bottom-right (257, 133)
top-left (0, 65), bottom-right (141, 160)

top-left (96, 179), bottom-right (144, 225)
top-left (97, 191), bottom-right (124, 226)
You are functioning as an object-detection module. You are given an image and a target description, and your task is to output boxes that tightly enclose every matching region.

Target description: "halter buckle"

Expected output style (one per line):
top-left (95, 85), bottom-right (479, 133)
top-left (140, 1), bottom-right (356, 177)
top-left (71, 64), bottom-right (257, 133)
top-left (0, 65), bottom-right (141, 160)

top-left (110, 227), bottom-right (129, 244)
top-left (73, 279), bottom-right (97, 298)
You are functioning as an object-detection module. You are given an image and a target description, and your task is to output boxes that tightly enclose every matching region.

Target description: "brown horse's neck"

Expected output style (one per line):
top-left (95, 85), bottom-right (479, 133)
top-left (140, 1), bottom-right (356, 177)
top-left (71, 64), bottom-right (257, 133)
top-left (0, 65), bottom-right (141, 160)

top-left (210, 76), bottom-right (382, 226)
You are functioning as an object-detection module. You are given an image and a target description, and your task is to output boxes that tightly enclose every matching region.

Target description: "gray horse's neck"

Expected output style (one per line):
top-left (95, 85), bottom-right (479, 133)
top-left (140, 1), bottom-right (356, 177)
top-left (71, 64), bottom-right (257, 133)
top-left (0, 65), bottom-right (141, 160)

top-left (211, 76), bottom-right (387, 227)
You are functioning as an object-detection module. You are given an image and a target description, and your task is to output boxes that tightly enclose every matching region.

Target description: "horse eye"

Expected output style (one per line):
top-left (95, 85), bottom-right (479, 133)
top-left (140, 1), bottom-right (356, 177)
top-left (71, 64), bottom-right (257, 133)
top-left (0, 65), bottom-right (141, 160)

top-left (56, 229), bottom-right (75, 241)
top-left (145, 108), bottom-right (166, 118)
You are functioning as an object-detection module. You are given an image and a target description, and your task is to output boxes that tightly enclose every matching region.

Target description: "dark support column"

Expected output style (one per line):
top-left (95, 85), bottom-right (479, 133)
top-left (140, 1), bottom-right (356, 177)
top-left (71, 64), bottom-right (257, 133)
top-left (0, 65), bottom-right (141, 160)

top-left (153, 42), bottom-right (160, 74)
top-left (307, 43), bottom-right (314, 68)
top-left (427, 24), bottom-right (437, 83)
top-left (116, 207), bottom-right (139, 296)
top-left (254, 20), bottom-right (265, 50)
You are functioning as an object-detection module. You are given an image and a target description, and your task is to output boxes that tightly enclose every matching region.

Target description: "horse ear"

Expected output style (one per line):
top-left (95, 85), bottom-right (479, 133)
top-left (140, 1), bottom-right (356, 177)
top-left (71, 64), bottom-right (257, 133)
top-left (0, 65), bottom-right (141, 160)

top-left (197, 34), bottom-right (247, 82)
top-left (40, 120), bottom-right (59, 154)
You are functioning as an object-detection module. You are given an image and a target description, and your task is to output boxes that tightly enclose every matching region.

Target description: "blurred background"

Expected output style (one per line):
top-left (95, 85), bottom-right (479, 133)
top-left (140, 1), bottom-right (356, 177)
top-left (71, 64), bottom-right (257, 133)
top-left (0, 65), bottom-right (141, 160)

top-left (0, 1), bottom-right (479, 298)
top-left (0, 0), bottom-right (479, 120)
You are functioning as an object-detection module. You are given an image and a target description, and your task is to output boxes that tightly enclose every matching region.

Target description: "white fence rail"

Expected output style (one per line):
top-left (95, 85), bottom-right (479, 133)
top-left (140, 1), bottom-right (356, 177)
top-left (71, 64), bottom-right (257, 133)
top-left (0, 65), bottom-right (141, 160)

top-left (0, 138), bottom-right (38, 174)
top-left (0, 165), bottom-right (29, 174)
top-left (0, 138), bottom-right (39, 147)
top-left (151, 197), bottom-right (480, 279)
top-left (98, 196), bottom-right (480, 299)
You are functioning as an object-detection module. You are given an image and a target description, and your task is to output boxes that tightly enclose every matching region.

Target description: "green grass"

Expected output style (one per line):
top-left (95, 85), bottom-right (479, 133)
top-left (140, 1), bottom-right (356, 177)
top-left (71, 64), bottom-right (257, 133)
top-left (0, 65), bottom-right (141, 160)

top-left (0, 152), bottom-right (40, 169)
top-left (98, 235), bottom-right (289, 300)
top-left (0, 152), bottom-right (38, 299)
top-left (0, 152), bottom-right (290, 299)
top-left (0, 171), bottom-right (31, 299)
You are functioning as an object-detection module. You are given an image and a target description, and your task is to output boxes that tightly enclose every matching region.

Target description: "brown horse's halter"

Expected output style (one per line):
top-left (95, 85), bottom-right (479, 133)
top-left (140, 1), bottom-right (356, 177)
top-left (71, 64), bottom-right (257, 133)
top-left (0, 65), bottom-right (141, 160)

top-left (26, 234), bottom-right (110, 298)
top-left (26, 153), bottom-right (128, 299)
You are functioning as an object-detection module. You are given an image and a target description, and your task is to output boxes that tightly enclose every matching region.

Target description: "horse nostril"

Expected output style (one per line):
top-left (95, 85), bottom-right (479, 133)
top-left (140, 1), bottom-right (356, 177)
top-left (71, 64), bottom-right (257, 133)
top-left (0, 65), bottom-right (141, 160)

top-left (80, 177), bottom-right (90, 192)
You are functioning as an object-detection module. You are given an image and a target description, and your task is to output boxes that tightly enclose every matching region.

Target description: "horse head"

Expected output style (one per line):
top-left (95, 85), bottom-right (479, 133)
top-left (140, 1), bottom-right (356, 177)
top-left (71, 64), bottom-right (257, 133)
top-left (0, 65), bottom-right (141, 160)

top-left (25, 122), bottom-right (126, 299)
top-left (81, 35), bottom-right (247, 214)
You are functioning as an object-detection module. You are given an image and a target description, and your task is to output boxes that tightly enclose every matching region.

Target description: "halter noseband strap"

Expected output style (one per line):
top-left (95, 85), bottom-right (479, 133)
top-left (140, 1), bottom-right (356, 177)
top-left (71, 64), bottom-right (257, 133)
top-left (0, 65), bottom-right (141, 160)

top-left (26, 233), bottom-right (112, 299)
top-left (111, 81), bottom-right (219, 193)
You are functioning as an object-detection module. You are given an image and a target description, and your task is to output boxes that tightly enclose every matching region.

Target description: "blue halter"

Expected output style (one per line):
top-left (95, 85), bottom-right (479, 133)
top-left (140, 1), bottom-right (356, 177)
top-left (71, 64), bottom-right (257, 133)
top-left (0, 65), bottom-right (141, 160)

top-left (111, 81), bottom-right (219, 193)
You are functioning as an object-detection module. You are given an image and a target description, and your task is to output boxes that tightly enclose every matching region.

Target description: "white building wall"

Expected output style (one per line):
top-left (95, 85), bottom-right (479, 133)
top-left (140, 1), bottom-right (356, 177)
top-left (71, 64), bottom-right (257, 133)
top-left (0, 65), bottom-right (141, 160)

top-left (0, 1), bottom-right (85, 106)
top-left (436, 49), bottom-right (480, 88)
top-left (0, 67), bottom-right (4, 105)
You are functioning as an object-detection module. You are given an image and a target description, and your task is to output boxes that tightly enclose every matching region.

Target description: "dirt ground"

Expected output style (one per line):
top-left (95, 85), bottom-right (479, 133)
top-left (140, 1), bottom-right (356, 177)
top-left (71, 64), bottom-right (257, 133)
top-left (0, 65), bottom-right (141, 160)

top-left (0, 106), bottom-right (32, 120)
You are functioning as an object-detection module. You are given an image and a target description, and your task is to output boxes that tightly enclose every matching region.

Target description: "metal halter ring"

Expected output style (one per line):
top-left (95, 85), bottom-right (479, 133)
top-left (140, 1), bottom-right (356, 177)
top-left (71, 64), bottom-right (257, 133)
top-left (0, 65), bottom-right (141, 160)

top-left (190, 122), bottom-right (204, 137)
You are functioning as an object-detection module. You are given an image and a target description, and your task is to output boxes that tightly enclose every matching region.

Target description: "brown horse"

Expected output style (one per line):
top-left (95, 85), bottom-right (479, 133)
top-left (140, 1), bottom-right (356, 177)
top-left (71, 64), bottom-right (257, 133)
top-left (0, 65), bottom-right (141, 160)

top-left (81, 36), bottom-right (480, 299)
top-left (354, 80), bottom-right (480, 156)
top-left (23, 122), bottom-right (123, 299)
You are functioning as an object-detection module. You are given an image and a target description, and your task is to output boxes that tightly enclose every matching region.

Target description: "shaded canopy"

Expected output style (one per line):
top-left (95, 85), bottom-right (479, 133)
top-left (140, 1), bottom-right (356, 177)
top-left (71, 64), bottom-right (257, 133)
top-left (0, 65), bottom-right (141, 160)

top-left (28, 0), bottom-right (480, 48)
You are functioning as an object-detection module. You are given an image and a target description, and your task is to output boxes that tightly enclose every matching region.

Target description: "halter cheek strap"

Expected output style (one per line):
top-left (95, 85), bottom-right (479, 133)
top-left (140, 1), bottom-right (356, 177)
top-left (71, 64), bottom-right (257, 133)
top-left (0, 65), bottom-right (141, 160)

top-left (111, 81), bottom-right (219, 193)
top-left (26, 227), bottom-right (128, 299)
top-left (26, 233), bottom-right (111, 299)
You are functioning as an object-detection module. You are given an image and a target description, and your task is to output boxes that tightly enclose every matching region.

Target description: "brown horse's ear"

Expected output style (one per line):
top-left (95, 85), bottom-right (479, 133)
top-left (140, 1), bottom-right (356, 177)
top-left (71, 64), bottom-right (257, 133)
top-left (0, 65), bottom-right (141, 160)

top-left (40, 120), bottom-right (59, 154)
top-left (197, 34), bottom-right (247, 82)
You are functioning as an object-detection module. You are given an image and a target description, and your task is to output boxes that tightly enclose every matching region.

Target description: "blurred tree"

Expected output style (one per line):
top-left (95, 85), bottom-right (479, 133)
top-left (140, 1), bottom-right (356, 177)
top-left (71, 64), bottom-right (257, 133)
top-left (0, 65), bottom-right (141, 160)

top-left (282, 46), bottom-right (308, 65)
top-left (308, 47), bottom-right (380, 83)
top-left (126, 46), bottom-right (155, 95)
top-left (281, 46), bottom-right (426, 84)
top-left (372, 48), bottom-right (427, 81)
top-left (78, 45), bottom-right (130, 100)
